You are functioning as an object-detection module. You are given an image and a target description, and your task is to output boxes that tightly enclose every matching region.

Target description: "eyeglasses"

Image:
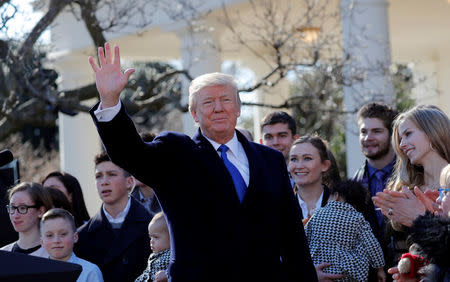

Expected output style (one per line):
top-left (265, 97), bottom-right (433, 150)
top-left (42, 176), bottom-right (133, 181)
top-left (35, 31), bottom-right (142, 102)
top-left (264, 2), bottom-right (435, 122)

top-left (6, 205), bottom-right (38, 214)
top-left (439, 188), bottom-right (450, 199)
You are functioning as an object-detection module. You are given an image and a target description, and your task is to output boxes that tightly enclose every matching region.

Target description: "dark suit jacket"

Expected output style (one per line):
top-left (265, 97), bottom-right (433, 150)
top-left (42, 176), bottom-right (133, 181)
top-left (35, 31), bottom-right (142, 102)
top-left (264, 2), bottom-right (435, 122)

top-left (74, 197), bottom-right (151, 282)
top-left (90, 103), bottom-right (317, 282)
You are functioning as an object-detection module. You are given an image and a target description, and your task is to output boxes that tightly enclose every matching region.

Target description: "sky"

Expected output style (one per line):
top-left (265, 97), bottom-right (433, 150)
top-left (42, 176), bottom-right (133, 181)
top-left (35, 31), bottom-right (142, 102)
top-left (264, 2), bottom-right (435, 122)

top-left (2, 0), bottom-right (49, 41)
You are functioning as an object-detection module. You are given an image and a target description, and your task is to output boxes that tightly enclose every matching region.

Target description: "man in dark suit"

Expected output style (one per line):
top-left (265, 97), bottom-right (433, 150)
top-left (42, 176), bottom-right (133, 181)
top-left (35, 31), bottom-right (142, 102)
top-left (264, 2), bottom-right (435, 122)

top-left (88, 42), bottom-right (317, 282)
top-left (74, 152), bottom-right (151, 282)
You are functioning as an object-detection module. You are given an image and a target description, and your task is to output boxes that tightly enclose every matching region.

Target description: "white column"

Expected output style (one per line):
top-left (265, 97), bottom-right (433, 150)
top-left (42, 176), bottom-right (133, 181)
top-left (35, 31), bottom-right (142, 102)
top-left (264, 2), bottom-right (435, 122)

top-left (52, 53), bottom-right (102, 216)
top-left (340, 0), bottom-right (394, 175)
top-left (435, 50), bottom-right (450, 114)
top-left (175, 24), bottom-right (222, 137)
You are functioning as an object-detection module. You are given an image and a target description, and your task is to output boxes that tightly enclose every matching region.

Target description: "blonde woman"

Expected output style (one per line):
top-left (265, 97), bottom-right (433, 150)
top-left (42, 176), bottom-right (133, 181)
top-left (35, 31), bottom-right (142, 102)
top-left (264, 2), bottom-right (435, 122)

top-left (373, 105), bottom-right (450, 227)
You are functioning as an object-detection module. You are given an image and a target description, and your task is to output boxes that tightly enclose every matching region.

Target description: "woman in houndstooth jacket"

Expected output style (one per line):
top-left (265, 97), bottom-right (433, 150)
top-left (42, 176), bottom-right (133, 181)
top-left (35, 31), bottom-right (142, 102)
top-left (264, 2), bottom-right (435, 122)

top-left (305, 180), bottom-right (385, 282)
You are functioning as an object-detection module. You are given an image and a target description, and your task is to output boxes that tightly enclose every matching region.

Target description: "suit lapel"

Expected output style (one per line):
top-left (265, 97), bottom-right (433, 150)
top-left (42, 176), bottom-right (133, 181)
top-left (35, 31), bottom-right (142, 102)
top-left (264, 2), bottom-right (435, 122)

top-left (85, 209), bottom-right (115, 262)
top-left (102, 199), bottom-right (146, 264)
top-left (237, 132), bottom-right (265, 204)
top-left (192, 129), bottom-right (241, 206)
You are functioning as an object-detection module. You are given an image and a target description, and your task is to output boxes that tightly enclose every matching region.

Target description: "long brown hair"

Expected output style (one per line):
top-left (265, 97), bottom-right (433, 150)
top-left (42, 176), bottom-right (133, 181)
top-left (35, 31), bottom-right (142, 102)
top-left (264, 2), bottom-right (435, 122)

top-left (388, 105), bottom-right (450, 191)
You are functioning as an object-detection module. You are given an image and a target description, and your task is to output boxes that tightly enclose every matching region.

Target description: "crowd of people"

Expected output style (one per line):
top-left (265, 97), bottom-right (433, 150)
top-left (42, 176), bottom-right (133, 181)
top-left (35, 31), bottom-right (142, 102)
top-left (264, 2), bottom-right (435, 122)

top-left (1, 42), bottom-right (449, 282)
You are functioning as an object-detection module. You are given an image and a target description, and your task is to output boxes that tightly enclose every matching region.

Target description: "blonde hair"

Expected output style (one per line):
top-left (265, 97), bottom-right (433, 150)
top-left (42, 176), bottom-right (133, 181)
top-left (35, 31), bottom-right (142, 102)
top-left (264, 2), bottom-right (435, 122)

top-left (188, 72), bottom-right (240, 113)
top-left (388, 105), bottom-right (450, 191)
top-left (440, 164), bottom-right (450, 188)
top-left (149, 212), bottom-right (168, 233)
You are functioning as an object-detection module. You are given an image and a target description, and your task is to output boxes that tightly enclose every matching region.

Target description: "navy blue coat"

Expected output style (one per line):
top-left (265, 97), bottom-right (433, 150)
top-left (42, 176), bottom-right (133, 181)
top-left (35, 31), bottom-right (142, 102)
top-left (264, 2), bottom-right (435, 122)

top-left (90, 103), bottom-right (317, 282)
top-left (74, 197), bottom-right (151, 282)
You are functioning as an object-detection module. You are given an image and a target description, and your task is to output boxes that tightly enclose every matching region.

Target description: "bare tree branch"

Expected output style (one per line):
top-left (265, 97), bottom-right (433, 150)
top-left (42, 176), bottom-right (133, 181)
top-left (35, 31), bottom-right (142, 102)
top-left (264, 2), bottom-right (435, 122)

top-left (18, 0), bottom-right (72, 60)
top-left (78, 0), bottom-right (106, 47)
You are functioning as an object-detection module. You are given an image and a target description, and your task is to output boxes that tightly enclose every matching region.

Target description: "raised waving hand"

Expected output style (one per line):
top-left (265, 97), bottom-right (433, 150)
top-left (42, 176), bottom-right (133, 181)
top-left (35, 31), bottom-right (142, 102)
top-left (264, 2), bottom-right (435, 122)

top-left (88, 42), bottom-right (135, 108)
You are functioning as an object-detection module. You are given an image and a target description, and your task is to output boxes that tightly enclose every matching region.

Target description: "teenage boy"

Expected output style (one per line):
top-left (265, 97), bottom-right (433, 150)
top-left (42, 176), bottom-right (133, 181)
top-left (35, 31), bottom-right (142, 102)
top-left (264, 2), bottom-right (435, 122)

top-left (74, 152), bottom-right (151, 282)
top-left (260, 111), bottom-right (299, 166)
top-left (40, 208), bottom-right (103, 282)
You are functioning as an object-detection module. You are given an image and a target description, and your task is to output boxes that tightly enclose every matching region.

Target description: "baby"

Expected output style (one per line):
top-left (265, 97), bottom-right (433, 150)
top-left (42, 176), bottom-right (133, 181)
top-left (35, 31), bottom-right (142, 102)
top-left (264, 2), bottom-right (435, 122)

top-left (305, 180), bottom-right (385, 281)
top-left (40, 208), bottom-right (103, 282)
top-left (135, 212), bottom-right (171, 282)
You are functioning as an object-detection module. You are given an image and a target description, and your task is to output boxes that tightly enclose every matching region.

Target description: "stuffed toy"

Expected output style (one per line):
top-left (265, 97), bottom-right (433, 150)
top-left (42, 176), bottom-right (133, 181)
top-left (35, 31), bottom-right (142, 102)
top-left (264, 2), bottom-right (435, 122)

top-left (397, 252), bottom-right (428, 279)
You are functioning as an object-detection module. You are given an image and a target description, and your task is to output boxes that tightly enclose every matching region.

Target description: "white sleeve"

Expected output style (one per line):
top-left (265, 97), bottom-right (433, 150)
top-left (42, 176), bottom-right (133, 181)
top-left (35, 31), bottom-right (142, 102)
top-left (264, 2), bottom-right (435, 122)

top-left (93, 101), bottom-right (122, 122)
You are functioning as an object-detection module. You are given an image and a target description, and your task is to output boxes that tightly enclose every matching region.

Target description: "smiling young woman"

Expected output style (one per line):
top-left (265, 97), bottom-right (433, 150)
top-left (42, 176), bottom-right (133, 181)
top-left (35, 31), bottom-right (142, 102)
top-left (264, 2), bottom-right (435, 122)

top-left (390, 105), bottom-right (450, 193)
top-left (288, 135), bottom-right (341, 221)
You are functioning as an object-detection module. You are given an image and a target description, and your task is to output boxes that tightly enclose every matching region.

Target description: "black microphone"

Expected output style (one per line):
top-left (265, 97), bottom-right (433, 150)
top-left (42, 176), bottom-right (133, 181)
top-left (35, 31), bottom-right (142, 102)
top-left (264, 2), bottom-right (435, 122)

top-left (0, 150), bottom-right (13, 167)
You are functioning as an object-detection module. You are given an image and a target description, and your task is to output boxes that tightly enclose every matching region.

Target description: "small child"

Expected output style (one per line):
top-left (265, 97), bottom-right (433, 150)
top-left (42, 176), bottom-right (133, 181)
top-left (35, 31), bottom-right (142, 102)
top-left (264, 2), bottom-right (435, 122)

top-left (135, 212), bottom-right (171, 282)
top-left (40, 208), bottom-right (103, 282)
top-left (305, 180), bottom-right (385, 282)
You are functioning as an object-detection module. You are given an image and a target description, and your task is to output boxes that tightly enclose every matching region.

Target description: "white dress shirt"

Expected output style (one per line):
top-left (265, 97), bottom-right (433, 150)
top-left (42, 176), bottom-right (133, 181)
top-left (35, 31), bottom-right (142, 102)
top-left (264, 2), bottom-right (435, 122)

top-left (204, 133), bottom-right (250, 187)
top-left (297, 191), bottom-right (324, 219)
top-left (103, 197), bottom-right (131, 225)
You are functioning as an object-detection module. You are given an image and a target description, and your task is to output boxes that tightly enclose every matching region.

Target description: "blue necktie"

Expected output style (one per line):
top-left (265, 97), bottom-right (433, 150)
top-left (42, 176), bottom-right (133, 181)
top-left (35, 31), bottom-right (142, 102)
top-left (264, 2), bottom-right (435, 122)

top-left (373, 170), bottom-right (386, 227)
top-left (218, 145), bottom-right (247, 202)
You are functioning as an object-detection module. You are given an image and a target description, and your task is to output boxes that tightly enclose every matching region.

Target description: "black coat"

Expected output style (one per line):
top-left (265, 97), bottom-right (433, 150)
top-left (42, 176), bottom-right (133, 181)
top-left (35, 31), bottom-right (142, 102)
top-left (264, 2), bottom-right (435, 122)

top-left (90, 103), bottom-right (317, 282)
top-left (74, 197), bottom-right (151, 282)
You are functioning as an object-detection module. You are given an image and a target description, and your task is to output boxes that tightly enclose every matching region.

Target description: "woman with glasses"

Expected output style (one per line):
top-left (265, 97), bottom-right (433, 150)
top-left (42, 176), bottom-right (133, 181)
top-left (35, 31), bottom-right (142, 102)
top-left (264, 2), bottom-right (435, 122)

top-left (1, 182), bottom-right (53, 257)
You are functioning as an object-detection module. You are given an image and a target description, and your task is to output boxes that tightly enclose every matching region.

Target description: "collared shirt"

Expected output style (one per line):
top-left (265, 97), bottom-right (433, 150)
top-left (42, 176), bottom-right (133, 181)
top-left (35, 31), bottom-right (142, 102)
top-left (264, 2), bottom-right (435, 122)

top-left (102, 197), bottom-right (131, 225)
top-left (68, 253), bottom-right (104, 282)
top-left (367, 159), bottom-right (395, 197)
top-left (204, 133), bottom-right (250, 187)
top-left (94, 101), bottom-right (122, 122)
top-left (366, 159), bottom-right (395, 228)
top-left (297, 190), bottom-right (324, 219)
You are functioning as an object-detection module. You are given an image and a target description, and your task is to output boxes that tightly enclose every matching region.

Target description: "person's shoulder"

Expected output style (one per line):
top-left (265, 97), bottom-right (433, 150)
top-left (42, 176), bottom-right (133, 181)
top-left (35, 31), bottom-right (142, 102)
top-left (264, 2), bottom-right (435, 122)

top-left (77, 210), bottom-right (103, 234)
top-left (129, 197), bottom-right (152, 221)
top-left (155, 131), bottom-right (192, 143)
top-left (73, 254), bottom-right (104, 281)
top-left (251, 142), bottom-right (284, 159)
top-left (74, 254), bottom-right (101, 269)
top-left (31, 246), bottom-right (49, 258)
top-left (352, 162), bottom-right (367, 181)
top-left (0, 242), bottom-right (14, 251)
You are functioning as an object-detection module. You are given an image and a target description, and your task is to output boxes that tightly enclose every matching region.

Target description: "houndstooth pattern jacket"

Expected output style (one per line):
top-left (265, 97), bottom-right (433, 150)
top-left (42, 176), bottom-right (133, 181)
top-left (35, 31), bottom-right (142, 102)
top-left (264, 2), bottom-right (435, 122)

top-left (135, 249), bottom-right (171, 282)
top-left (305, 201), bottom-right (385, 282)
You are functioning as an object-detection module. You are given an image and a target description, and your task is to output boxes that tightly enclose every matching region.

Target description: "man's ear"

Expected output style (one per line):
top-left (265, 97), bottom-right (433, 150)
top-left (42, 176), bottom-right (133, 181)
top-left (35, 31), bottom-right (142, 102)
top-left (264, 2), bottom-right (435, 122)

top-left (126, 176), bottom-right (135, 191)
top-left (293, 134), bottom-right (299, 141)
top-left (190, 109), bottom-right (199, 123)
top-left (73, 231), bottom-right (79, 243)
